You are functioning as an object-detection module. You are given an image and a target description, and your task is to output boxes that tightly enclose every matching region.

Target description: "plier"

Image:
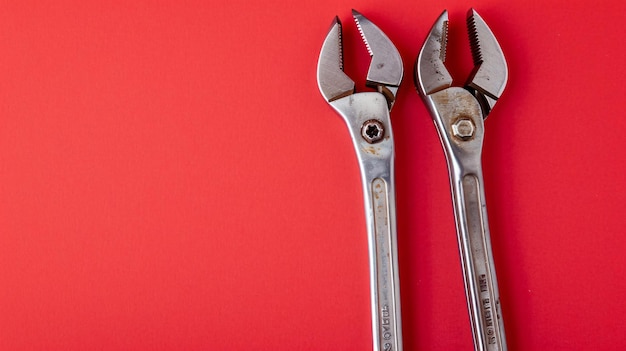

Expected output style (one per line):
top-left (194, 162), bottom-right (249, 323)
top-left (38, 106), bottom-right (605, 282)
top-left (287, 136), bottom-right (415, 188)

top-left (414, 9), bottom-right (508, 351)
top-left (317, 10), bottom-right (403, 351)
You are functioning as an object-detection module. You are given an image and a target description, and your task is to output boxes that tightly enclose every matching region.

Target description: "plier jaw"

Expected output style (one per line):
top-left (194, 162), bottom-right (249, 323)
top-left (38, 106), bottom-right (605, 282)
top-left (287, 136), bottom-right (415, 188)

top-left (317, 10), bottom-right (403, 110)
top-left (415, 9), bottom-right (508, 118)
top-left (414, 10), bottom-right (453, 96)
top-left (316, 16), bottom-right (355, 104)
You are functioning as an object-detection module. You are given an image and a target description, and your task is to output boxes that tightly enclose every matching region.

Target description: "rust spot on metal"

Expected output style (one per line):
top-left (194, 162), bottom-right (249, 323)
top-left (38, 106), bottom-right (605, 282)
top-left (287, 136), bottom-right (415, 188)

top-left (363, 146), bottom-right (381, 155)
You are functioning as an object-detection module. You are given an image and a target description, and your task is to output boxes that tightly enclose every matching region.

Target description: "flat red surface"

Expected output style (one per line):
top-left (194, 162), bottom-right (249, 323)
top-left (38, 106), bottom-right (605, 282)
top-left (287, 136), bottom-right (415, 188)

top-left (1, 0), bottom-right (625, 350)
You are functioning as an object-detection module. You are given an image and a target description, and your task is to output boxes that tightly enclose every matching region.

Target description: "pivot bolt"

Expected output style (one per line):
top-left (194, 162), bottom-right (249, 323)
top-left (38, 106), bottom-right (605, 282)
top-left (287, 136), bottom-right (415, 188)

top-left (452, 118), bottom-right (475, 140)
top-left (361, 120), bottom-right (384, 144)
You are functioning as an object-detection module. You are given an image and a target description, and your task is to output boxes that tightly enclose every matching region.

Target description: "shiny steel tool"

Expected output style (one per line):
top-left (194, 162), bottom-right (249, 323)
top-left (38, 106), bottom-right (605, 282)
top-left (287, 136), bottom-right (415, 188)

top-left (414, 9), bottom-right (508, 351)
top-left (317, 10), bottom-right (403, 351)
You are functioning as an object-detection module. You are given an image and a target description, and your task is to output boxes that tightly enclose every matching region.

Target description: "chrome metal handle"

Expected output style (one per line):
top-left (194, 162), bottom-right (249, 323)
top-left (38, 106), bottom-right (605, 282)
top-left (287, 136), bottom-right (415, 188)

top-left (426, 87), bottom-right (507, 351)
top-left (366, 176), bottom-right (402, 351)
top-left (451, 171), bottom-right (506, 351)
top-left (329, 93), bottom-right (403, 351)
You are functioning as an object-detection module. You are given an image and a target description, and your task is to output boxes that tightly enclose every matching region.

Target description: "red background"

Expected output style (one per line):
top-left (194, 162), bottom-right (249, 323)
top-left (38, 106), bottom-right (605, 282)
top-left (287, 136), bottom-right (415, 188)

top-left (1, 0), bottom-right (625, 350)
